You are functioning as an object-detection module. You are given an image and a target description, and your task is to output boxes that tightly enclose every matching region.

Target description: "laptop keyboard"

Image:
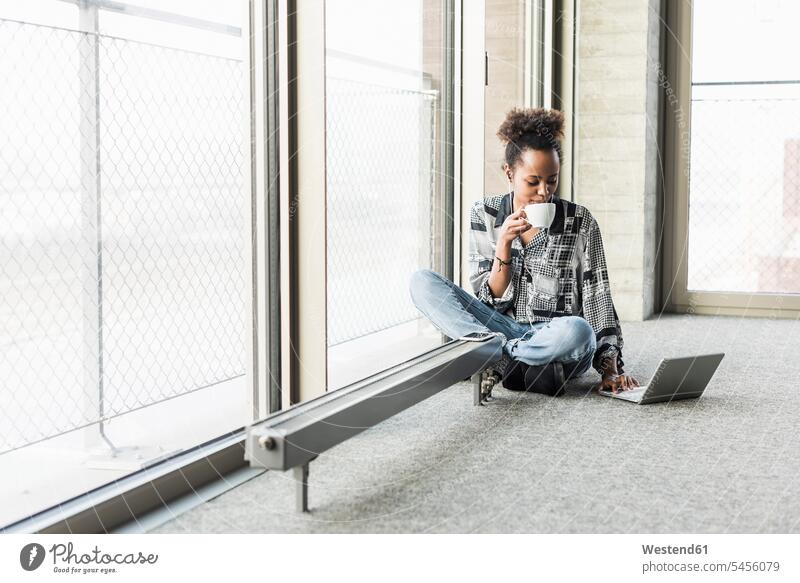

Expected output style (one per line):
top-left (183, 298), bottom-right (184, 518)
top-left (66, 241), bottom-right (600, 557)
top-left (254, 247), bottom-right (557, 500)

top-left (601, 386), bottom-right (647, 400)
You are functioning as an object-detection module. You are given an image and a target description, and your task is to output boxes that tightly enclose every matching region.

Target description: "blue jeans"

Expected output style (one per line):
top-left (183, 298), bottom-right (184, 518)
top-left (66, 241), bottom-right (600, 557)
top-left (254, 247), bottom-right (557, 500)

top-left (409, 268), bottom-right (596, 378)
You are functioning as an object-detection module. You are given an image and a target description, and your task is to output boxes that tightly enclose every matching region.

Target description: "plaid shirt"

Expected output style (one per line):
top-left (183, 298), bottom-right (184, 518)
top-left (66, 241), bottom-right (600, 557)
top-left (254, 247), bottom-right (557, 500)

top-left (468, 192), bottom-right (625, 375)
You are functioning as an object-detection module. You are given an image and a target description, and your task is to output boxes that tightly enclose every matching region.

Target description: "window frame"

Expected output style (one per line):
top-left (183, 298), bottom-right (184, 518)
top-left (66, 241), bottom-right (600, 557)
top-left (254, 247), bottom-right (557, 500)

top-left (2, 0), bottom-right (276, 534)
top-left (662, 0), bottom-right (800, 318)
top-left (294, 0), bottom-right (461, 400)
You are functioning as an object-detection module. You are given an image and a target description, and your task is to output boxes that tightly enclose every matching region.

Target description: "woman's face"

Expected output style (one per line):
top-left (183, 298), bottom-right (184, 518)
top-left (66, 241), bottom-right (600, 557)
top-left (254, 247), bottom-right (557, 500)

top-left (504, 148), bottom-right (560, 208)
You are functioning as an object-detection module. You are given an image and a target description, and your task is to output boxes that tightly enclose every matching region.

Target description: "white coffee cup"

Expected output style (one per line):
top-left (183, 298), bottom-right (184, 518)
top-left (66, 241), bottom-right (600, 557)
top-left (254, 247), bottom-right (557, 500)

top-left (523, 202), bottom-right (556, 229)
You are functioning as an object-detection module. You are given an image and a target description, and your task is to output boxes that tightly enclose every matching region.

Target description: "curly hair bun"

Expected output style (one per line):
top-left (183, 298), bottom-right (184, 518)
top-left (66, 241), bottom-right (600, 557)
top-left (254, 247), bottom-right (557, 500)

top-left (496, 107), bottom-right (565, 146)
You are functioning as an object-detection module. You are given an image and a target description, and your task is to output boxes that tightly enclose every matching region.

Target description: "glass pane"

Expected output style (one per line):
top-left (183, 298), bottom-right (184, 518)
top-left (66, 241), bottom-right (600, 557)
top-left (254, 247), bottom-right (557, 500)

top-left (0, 0), bottom-right (248, 526)
top-left (687, 0), bottom-right (800, 294)
top-left (325, 0), bottom-right (449, 390)
top-left (692, 0), bottom-right (800, 83)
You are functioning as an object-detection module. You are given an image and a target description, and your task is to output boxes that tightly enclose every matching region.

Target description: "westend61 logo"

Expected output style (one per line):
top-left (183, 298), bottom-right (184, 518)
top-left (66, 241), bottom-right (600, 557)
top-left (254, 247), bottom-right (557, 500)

top-left (19, 542), bottom-right (158, 574)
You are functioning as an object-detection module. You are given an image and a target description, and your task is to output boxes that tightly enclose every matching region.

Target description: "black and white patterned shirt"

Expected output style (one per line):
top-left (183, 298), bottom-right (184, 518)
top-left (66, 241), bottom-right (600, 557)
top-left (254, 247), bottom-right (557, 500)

top-left (468, 192), bottom-right (625, 375)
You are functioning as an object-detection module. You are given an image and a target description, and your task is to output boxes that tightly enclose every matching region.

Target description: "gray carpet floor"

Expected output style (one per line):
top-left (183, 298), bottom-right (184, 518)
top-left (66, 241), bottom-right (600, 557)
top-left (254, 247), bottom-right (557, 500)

top-left (148, 313), bottom-right (800, 533)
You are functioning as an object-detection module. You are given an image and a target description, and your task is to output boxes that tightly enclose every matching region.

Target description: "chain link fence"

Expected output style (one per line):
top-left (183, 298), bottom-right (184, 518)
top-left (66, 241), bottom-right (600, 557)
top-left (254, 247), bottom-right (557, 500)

top-left (0, 18), bottom-right (247, 453)
top-left (326, 76), bottom-right (439, 346)
top-left (1, 15), bottom-right (441, 453)
top-left (688, 83), bottom-right (800, 294)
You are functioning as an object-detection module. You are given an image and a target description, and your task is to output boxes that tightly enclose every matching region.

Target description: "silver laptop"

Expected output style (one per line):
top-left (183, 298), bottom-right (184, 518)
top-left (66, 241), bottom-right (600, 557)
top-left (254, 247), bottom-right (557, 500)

top-left (598, 353), bottom-right (724, 404)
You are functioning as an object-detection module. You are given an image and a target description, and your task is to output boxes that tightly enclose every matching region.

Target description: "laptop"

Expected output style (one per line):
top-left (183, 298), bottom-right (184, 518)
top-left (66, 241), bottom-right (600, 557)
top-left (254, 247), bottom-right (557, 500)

top-left (598, 353), bottom-right (725, 404)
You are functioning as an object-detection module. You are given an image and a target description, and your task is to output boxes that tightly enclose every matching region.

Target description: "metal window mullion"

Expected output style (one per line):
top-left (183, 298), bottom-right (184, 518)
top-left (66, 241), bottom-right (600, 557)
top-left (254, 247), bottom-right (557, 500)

top-left (542, 0), bottom-right (554, 109)
top-left (277, 0), bottom-right (295, 409)
top-left (441, 0), bottom-right (456, 281)
top-left (663, 0), bottom-right (691, 313)
top-left (552, 0), bottom-right (577, 201)
top-left (452, 0), bottom-right (462, 286)
top-left (250, 0), bottom-right (282, 416)
top-left (526, 0), bottom-right (546, 108)
top-left (568, 0), bottom-right (577, 202)
top-left (265, 0), bottom-right (282, 414)
top-left (78, 0), bottom-right (105, 452)
top-left (248, 0), bottom-right (278, 421)
top-left (459, 0), bottom-right (484, 289)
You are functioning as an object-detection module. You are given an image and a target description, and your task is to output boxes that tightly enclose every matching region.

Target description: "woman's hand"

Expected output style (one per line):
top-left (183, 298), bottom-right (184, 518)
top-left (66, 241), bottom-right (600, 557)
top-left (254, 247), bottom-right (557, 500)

top-left (594, 354), bottom-right (638, 394)
top-left (499, 207), bottom-right (531, 244)
top-left (595, 373), bottom-right (640, 394)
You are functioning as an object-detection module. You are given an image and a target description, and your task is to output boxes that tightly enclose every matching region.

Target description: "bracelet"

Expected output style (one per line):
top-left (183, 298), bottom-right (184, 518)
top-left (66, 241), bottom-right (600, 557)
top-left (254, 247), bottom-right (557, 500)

top-left (599, 355), bottom-right (619, 377)
top-left (495, 256), bottom-right (512, 271)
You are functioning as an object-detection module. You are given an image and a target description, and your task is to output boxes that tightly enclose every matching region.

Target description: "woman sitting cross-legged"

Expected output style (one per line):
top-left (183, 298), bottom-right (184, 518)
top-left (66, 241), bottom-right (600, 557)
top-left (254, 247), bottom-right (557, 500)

top-left (409, 106), bottom-right (638, 397)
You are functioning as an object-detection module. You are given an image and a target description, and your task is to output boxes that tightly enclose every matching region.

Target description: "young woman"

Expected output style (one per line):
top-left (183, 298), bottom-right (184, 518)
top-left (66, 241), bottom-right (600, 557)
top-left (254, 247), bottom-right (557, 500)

top-left (409, 107), bottom-right (638, 396)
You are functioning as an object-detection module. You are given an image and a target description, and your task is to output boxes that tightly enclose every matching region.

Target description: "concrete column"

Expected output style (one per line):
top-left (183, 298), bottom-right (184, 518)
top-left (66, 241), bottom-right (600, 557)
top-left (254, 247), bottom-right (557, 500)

top-left (574, 0), bottom-right (662, 321)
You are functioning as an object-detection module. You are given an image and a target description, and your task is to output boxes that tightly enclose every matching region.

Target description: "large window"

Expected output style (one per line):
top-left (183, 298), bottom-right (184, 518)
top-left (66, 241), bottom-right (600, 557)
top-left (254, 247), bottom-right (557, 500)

top-left (324, 0), bottom-right (454, 390)
top-left (688, 0), bottom-right (800, 295)
top-left (664, 0), bottom-right (800, 316)
top-left (0, 0), bottom-right (249, 527)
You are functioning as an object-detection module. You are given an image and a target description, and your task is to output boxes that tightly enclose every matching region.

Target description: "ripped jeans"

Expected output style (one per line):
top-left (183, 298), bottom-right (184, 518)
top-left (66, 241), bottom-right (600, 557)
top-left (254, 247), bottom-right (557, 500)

top-left (409, 268), bottom-right (596, 377)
